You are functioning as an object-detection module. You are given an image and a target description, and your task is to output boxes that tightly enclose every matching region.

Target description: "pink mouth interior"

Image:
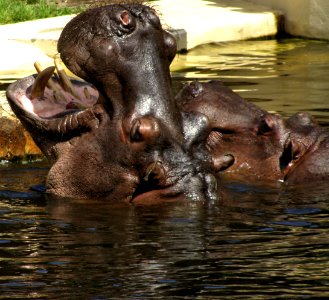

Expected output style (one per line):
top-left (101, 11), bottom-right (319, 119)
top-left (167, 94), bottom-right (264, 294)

top-left (16, 80), bottom-right (99, 118)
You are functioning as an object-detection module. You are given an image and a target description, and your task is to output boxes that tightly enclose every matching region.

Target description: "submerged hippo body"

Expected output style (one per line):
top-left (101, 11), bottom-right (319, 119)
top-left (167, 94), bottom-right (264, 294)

top-left (7, 4), bottom-right (224, 202)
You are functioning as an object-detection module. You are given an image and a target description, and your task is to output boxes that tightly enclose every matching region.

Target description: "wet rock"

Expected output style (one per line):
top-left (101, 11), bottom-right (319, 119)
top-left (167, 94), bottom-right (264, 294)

top-left (0, 97), bottom-right (42, 161)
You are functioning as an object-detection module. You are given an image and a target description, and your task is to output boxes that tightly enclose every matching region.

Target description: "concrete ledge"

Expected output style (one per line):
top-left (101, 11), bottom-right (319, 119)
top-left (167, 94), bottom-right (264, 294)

top-left (155, 0), bottom-right (280, 49)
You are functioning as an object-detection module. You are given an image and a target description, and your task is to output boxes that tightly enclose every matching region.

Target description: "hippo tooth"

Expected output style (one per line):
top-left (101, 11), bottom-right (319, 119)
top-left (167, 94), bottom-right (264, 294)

top-left (34, 61), bottom-right (59, 92)
top-left (30, 66), bottom-right (55, 99)
top-left (54, 58), bottom-right (80, 100)
top-left (144, 161), bottom-right (165, 182)
top-left (83, 87), bottom-right (91, 100)
top-left (34, 61), bottom-right (68, 102)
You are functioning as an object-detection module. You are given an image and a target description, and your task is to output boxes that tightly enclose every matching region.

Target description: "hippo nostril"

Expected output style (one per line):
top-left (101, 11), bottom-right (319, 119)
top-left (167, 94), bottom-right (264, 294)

top-left (130, 117), bottom-right (160, 143)
top-left (212, 154), bottom-right (235, 172)
top-left (130, 119), bottom-right (142, 142)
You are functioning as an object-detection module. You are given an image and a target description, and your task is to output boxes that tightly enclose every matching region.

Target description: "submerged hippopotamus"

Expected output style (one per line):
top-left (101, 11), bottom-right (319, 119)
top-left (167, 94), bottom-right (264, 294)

top-left (7, 4), bottom-right (226, 202)
top-left (177, 80), bottom-right (329, 185)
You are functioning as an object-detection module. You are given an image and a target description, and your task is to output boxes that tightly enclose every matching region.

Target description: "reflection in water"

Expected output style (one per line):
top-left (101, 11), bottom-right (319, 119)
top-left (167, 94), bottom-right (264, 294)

top-left (1, 39), bottom-right (329, 298)
top-left (1, 166), bottom-right (329, 298)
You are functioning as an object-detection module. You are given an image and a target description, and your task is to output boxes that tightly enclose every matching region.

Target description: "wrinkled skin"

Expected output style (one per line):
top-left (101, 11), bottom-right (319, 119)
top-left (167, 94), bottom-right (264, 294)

top-left (7, 4), bottom-right (224, 202)
top-left (8, 5), bottom-right (328, 200)
top-left (206, 113), bottom-right (295, 184)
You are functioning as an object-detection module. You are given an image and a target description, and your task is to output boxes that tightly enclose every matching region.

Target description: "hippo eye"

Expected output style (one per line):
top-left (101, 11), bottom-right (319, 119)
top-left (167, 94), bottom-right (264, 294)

top-left (189, 82), bottom-right (204, 98)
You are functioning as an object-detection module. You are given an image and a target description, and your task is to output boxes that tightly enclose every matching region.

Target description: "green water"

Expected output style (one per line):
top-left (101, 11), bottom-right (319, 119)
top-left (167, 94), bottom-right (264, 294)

top-left (1, 38), bottom-right (329, 298)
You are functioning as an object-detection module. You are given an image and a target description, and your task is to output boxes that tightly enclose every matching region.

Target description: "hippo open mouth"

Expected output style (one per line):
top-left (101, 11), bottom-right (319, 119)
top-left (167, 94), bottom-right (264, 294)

top-left (6, 68), bottom-right (103, 154)
top-left (8, 63), bottom-right (98, 116)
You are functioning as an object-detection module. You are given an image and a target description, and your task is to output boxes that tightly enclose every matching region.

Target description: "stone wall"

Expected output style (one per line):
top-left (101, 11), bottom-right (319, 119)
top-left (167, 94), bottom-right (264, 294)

top-left (248, 0), bottom-right (329, 40)
top-left (0, 99), bottom-right (42, 161)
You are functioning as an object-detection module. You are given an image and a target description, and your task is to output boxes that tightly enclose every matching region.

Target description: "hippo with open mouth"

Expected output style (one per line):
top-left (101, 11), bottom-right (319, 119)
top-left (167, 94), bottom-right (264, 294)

top-left (7, 4), bottom-right (229, 202)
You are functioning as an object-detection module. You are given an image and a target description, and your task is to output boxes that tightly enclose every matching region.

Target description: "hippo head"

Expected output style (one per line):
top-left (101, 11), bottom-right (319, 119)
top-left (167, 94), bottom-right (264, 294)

top-left (6, 4), bottom-right (222, 202)
top-left (177, 81), bottom-right (295, 184)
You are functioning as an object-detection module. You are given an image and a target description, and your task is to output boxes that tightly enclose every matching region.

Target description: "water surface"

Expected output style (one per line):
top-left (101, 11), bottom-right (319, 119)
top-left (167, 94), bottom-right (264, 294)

top-left (1, 38), bottom-right (329, 298)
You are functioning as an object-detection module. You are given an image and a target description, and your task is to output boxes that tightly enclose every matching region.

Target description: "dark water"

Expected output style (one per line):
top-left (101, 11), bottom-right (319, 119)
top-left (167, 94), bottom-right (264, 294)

top-left (1, 39), bottom-right (329, 298)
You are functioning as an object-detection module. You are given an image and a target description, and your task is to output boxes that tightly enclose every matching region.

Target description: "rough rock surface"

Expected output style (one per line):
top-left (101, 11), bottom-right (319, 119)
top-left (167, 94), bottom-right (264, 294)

top-left (0, 96), bottom-right (42, 161)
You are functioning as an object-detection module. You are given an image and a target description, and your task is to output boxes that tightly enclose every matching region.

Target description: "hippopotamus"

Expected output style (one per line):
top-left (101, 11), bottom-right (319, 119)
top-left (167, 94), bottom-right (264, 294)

top-left (176, 81), bottom-right (284, 183)
top-left (177, 80), bottom-right (329, 185)
top-left (6, 4), bottom-right (225, 202)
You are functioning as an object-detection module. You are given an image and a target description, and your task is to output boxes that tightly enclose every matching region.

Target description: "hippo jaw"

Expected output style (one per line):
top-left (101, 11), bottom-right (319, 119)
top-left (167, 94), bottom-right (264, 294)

top-left (6, 73), bottom-right (219, 202)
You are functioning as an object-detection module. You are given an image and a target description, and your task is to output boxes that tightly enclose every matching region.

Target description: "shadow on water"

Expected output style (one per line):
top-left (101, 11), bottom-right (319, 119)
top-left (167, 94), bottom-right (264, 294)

top-left (1, 38), bottom-right (329, 298)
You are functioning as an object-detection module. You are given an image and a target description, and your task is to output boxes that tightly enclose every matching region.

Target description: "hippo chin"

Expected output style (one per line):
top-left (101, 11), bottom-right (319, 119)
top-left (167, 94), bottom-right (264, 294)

top-left (6, 4), bottom-right (225, 202)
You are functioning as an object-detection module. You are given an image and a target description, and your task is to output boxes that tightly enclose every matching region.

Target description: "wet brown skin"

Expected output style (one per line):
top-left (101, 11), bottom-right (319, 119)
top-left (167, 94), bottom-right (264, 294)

top-left (6, 4), bottom-right (226, 202)
top-left (176, 80), bottom-right (269, 134)
top-left (206, 113), bottom-right (294, 184)
top-left (176, 81), bottom-right (327, 185)
top-left (281, 112), bottom-right (329, 184)
top-left (8, 5), bottom-right (328, 200)
top-left (177, 81), bottom-right (282, 183)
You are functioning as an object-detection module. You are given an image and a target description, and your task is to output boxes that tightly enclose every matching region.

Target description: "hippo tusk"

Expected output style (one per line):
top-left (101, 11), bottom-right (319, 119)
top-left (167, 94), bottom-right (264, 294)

top-left (30, 66), bottom-right (56, 99)
top-left (34, 62), bottom-right (59, 92)
top-left (83, 86), bottom-right (91, 100)
top-left (54, 58), bottom-right (80, 100)
top-left (34, 61), bottom-right (69, 104)
top-left (144, 161), bottom-right (166, 182)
